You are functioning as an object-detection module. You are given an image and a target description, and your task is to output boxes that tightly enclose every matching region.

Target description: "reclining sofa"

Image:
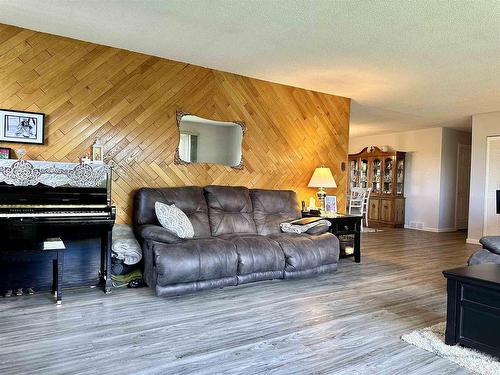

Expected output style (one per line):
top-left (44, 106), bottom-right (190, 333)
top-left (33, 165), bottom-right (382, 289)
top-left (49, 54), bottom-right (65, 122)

top-left (134, 185), bottom-right (340, 296)
top-left (468, 236), bottom-right (500, 265)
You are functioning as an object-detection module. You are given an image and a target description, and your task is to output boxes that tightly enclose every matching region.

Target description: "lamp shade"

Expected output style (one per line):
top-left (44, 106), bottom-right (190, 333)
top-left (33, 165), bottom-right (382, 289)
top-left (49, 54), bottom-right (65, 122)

top-left (308, 167), bottom-right (337, 188)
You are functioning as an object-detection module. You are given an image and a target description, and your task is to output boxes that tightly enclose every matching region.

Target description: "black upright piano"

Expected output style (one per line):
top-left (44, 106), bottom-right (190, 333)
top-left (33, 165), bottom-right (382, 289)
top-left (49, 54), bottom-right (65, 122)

top-left (0, 159), bottom-right (116, 293)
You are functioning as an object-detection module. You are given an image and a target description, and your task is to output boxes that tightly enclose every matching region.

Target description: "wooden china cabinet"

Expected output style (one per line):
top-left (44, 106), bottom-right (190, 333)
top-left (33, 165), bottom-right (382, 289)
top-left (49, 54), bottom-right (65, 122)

top-left (348, 146), bottom-right (406, 228)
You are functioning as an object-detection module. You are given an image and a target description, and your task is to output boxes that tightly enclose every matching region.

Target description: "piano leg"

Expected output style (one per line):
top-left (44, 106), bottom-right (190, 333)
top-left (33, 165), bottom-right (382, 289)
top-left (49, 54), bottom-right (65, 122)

top-left (100, 228), bottom-right (113, 293)
top-left (56, 249), bottom-right (64, 304)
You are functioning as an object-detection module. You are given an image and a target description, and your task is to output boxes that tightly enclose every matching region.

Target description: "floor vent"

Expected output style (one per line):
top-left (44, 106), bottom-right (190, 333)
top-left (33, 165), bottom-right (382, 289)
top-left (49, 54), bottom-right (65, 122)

top-left (409, 221), bottom-right (424, 229)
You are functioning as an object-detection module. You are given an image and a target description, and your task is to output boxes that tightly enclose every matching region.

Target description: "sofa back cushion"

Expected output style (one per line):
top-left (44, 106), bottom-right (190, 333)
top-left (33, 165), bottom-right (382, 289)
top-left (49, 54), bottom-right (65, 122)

top-left (134, 187), bottom-right (211, 238)
top-left (204, 186), bottom-right (257, 236)
top-left (250, 189), bottom-right (300, 235)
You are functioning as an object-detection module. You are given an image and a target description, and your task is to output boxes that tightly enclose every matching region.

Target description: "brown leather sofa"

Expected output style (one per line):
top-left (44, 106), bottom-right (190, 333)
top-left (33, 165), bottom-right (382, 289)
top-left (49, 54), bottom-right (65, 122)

top-left (134, 185), bottom-right (339, 296)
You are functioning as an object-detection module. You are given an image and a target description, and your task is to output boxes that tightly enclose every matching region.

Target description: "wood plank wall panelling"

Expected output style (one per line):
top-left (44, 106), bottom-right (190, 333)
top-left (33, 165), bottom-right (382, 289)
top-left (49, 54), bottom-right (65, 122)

top-left (0, 24), bottom-right (350, 223)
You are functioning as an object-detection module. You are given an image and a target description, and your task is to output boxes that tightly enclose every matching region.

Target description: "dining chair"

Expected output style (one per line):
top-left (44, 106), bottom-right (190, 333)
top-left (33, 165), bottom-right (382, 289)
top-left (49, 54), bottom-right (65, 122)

top-left (348, 187), bottom-right (371, 230)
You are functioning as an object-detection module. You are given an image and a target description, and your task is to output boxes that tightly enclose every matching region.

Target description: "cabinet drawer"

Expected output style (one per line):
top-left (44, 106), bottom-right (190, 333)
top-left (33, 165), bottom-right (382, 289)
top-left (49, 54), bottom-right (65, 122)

top-left (380, 199), bottom-right (394, 222)
top-left (462, 284), bottom-right (500, 309)
top-left (368, 199), bottom-right (379, 220)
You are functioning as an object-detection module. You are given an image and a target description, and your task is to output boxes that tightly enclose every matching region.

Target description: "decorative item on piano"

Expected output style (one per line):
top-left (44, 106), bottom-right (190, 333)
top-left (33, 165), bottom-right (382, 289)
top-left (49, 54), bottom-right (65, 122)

top-left (15, 148), bottom-right (26, 159)
top-left (92, 138), bottom-right (104, 164)
top-left (0, 109), bottom-right (45, 145)
top-left (0, 147), bottom-right (11, 159)
top-left (0, 159), bottom-right (110, 187)
top-left (80, 154), bottom-right (91, 164)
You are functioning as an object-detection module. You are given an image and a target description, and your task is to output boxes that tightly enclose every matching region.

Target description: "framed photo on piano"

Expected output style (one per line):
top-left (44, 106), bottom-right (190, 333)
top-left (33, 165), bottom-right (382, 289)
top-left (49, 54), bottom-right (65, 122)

top-left (0, 109), bottom-right (45, 145)
top-left (0, 147), bottom-right (11, 159)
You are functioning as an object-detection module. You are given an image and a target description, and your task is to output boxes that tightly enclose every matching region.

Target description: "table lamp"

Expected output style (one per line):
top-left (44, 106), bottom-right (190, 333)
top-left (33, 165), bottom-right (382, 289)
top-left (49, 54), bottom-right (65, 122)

top-left (308, 166), bottom-right (337, 211)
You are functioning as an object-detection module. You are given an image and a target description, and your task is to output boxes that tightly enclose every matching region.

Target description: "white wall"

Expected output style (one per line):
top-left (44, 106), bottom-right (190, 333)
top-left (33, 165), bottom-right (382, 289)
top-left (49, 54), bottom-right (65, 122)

top-left (439, 128), bottom-right (472, 230)
top-left (467, 111), bottom-right (500, 243)
top-left (350, 127), bottom-right (443, 231)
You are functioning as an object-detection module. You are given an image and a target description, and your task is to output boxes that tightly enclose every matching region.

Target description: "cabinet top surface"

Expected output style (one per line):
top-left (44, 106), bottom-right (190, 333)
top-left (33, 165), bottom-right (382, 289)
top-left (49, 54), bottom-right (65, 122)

top-left (303, 212), bottom-right (362, 220)
top-left (349, 146), bottom-right (405, 158)
top-left (443, 264), bottom-right (500, 286)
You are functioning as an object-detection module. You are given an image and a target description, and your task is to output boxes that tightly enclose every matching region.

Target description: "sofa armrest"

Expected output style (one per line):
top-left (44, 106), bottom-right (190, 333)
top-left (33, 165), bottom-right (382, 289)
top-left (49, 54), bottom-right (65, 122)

top-left (135, 224), bottom-right (184, 244)
top-left (480, 236), bottom-right (500, 255)
top-left (306, 223), bottom-right (330, 235)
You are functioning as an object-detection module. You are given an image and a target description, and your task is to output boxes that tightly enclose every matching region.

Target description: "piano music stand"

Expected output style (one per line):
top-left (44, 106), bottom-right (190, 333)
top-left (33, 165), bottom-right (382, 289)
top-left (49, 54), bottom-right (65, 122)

top-left (1, 238), bottom-right (65, 304)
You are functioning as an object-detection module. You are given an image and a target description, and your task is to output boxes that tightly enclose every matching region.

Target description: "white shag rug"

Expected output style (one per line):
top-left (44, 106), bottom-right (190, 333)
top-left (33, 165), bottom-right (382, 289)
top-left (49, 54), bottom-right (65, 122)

top-left (402, 322), bottom-right (500, 375)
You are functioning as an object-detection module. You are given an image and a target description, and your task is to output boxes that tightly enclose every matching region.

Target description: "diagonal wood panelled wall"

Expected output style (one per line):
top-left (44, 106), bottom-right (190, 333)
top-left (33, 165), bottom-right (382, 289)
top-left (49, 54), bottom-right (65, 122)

top-left (0, 24), bottom-right (350, 223)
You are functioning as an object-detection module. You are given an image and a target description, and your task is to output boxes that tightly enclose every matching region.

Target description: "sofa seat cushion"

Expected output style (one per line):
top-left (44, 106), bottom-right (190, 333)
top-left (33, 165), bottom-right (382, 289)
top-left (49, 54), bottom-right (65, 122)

top-left (153, 238), bottom-right (238, 286)
top-left (219, 234), bottom-right (285, 275)
top-left (204, 186), bottom-right (257, 235)
top-left (268, 232), bottom-right (339, 272)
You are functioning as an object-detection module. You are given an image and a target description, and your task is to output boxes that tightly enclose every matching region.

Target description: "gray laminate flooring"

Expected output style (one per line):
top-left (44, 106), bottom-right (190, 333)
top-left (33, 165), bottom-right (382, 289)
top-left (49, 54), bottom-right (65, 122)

top-left (0, 229), bottom-right (479, 375)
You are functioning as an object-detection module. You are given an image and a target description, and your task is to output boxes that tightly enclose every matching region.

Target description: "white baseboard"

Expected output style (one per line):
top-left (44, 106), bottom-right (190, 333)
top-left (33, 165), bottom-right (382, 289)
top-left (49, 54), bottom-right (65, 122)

top-left (430, 227), bottom-right (458, 233)
top-left (404, 225), bottom-right (457, 233)
top-left (466, 238), bottom-right (480, 245)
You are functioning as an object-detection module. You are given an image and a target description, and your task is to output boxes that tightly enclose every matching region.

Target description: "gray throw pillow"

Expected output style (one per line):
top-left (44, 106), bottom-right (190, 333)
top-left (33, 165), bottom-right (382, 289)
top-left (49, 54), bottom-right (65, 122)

top-left (155, 202), bottom-right (194, 239)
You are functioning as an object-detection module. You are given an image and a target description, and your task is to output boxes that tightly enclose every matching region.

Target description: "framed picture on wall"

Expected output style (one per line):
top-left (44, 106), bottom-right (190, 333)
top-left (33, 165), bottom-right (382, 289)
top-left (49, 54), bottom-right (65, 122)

top-left (325, 195), bottom-right (337, 213)
top-left (0, 147), bottom-right (11, 159)
top-left (0, 109), bottom-right (45, 145)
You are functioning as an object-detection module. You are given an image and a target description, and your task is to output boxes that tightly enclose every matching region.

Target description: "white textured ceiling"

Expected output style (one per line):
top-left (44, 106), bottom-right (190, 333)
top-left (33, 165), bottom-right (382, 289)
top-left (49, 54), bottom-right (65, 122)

top-left (1, 0), bottom-right (499, 137)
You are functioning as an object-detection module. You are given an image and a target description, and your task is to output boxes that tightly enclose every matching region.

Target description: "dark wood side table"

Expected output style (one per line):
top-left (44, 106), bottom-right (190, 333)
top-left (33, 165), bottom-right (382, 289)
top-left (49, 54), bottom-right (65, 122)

top-left (1, 238), bottom-right (66, 304)
top-left (443, 264), bottom-right (500, 357)
top-left (302, 212), bottom-right (362, 263)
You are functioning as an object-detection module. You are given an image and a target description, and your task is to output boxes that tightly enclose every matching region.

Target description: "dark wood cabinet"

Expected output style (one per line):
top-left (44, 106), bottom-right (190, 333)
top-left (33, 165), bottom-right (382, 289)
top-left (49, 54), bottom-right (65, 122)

top-left (349, 146), bottom-right (405, 228)
top-left (443, 265), bottom-right (500, 358)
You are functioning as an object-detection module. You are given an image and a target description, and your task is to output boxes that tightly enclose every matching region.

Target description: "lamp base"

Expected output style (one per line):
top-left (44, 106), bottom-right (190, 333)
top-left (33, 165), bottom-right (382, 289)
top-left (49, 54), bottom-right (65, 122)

top-left (316, 187), bottom-right (326, 213)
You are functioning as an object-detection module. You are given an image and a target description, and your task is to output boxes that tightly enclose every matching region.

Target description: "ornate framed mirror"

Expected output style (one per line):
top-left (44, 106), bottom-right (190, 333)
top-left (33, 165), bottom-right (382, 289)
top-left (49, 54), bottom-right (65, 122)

top-left (174, 111), bottom-right (246, 169)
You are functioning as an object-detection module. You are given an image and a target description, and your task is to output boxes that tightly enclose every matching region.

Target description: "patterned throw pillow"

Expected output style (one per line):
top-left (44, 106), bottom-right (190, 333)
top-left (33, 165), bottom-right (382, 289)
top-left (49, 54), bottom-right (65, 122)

top-left (155, 202), bottom-right (195, 239)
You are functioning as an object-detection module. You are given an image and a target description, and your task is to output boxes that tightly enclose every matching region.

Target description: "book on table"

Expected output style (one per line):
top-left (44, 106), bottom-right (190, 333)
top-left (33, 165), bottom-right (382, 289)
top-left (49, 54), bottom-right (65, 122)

top-left (288, 217), bottom-right (324, 226)
top-left (42, 238), bottom-right (65, 250)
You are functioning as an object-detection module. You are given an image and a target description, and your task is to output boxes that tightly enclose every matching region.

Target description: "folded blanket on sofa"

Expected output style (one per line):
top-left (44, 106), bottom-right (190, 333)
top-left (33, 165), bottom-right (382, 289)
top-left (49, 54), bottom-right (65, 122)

top-left (112, 224), bottom-right (142, 265)
top-left (280, 219), bottom-right (331, 234)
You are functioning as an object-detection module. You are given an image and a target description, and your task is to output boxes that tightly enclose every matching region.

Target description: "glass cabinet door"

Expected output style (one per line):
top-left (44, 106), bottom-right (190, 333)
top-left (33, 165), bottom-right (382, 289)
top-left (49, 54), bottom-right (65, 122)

top-left (349, 159), bottom-right (359, 193)
top-left (383, 157), bottom-right (393, 194)
top-left (396, 157), bottom-right (405, 195)
top-left (360, 159), bottom-right (369, 189)
top-left (371, 158), bottom-right (381, 194)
